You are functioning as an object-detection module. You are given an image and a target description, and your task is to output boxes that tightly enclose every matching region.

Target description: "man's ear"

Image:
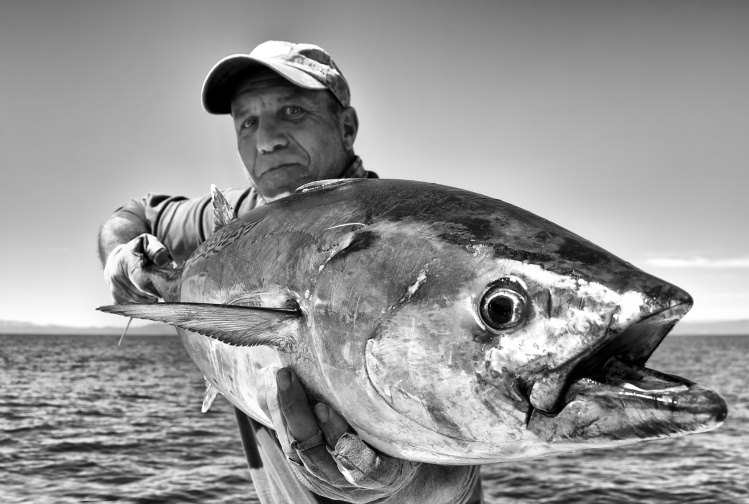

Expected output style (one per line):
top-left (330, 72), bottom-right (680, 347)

top-left (339, 107), bottom-right (359, 152)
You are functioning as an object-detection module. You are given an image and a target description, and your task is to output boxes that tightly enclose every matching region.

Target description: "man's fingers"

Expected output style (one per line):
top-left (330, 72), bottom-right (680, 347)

top-left (107, 261), bottom-right (159, 304)
top-left (150, 246), bottom-right (171, 267)
top-left (331, 433), bottom-right (418, 489)
top-left (277, 368), bottom-right (319, 443)
top-left (129, 234), bottom-right (171, 266)
top-left (126, 266), bottom-right (163, 299)
top-left (314, 403), bottom-right (350, 449)
top-left (262, 367), bottom-right (299, 462)
top-left (104, 234), bottom-right (170, 303)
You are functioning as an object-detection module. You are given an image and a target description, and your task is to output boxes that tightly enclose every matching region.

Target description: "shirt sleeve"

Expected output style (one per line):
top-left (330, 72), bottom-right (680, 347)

top-left (114, 187), bottom-right (257, 264)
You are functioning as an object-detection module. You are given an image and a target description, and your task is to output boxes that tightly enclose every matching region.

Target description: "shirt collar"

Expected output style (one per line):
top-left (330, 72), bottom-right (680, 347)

top-left (339, 156), bottom-right (366, 179)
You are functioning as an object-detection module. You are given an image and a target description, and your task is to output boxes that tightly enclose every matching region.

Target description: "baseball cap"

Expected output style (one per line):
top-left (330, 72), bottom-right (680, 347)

top-left (202, 40), bottom-right (351, 114)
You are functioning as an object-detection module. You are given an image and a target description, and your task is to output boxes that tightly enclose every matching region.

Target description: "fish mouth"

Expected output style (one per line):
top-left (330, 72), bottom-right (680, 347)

top-left (525, 301), bottom-right (728, 443)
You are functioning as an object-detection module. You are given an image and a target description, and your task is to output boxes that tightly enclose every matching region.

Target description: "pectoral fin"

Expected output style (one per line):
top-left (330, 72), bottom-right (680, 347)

top-left (97, 302), bottom-right (300, 350)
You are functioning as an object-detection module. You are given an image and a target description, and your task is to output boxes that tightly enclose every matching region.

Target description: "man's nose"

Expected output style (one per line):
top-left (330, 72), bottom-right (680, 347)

top-left (256, 119), bottom-right (288, 154)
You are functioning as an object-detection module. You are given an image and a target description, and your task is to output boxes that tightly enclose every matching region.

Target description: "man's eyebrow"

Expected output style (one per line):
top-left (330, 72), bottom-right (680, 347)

top-left (231, 88), bottom-right (323, 117)
top-left (232, 105), bottom-right (249, 118)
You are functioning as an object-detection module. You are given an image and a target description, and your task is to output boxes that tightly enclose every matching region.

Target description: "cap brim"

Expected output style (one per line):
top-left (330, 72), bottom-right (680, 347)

top-left (202, 55), bottom-right (327, 115)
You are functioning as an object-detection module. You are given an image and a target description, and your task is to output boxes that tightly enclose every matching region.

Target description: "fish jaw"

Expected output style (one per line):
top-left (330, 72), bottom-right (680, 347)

top-left (522, 301), bottom-right (727, 448)
top-left (528, 362), bottom-right (728, 447)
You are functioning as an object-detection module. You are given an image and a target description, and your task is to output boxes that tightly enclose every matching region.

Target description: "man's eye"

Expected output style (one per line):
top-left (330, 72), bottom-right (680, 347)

top-left (240, 118), bottom-right (257, 130)
top-left (282, 106), bottom-right (305, 118)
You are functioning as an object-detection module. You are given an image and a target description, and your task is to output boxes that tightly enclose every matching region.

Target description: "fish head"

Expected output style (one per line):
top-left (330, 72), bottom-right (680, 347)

top-left (312, 186), bottom-right (726, 462)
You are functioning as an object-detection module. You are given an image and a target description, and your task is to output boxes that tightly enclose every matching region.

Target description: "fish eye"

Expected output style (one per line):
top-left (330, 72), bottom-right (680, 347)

top-left (479, 278), bottom-right (528, 333)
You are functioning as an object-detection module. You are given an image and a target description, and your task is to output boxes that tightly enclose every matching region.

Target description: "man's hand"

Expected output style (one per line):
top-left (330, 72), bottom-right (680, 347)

top-left (103, 233), bottom-right (172, 304)
top-left (258, 367), bottom-right (420, 502)
top-left (258, 367), bottom-right (483, 503)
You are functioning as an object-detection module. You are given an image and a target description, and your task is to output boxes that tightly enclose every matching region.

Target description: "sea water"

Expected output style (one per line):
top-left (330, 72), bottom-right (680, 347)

top-left (1, 334), bottom-right (747, 503)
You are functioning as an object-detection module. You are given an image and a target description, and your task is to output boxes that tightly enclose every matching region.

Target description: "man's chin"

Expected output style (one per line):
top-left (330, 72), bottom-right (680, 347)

top-left (262, 191), bottom-right (292, 203)
top-left (254, 166), bottom-right (312, 200)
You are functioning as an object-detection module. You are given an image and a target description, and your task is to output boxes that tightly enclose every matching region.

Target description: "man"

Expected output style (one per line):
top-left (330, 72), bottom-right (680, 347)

top-left (99, 41), bottom-right (483, 503)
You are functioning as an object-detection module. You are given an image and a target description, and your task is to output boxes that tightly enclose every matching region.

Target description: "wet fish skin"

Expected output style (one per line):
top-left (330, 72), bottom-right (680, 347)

top-left (99, 178), bottom-right (727, 464)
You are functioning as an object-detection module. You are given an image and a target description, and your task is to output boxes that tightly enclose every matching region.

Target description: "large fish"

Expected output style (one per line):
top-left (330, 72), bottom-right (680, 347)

top-left (99, 178), bottom-right (727, 464)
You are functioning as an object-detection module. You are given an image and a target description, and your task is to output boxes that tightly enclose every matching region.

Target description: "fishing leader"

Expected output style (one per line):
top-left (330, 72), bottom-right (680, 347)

top-left (98, 41), bottom-right (484, 504)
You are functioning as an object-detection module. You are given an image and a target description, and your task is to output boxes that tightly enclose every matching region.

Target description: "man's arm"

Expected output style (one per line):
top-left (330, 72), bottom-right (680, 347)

top-left (98, 189), bottom-right (256, 303)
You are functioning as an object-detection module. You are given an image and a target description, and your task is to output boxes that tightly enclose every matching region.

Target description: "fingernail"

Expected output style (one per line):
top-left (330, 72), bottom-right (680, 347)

top-left (314, 403), bottom-right (329, 423)
top-left (277, 369), bottom-right (291, 391)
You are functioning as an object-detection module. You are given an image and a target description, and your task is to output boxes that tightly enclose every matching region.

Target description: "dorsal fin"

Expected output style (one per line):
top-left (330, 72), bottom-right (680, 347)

top-left (97, 302), bottom-right (299, 351)
top-left (295, 178), bottom-right (361, 194)
top-left (211, 185), bottom-right (237, 230)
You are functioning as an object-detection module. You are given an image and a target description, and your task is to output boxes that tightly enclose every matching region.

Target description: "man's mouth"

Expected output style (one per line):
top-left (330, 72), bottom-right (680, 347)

top-left (258, 163), bottom-right (304, 178)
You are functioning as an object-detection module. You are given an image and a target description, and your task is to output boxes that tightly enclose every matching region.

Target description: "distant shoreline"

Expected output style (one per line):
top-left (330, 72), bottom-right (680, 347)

top-left (0, 331), bottom-right (177, 337)
top-left (0, 322), bottom-right (175, 337)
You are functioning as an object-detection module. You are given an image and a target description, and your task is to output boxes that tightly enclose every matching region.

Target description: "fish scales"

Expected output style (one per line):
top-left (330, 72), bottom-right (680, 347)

top-left (99, 178), bottom-right (727, 464)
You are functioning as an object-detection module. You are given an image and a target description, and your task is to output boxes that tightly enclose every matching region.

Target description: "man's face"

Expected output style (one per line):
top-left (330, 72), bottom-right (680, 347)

top-left (230, 71), bottom-right (351, 200)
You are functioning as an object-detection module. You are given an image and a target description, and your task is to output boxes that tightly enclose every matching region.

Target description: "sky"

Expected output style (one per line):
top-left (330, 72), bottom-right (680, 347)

top-left (0, 0), bottom-right (747, 327)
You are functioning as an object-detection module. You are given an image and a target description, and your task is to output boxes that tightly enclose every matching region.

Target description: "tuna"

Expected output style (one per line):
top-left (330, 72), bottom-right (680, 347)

top-left (98, 178), bottom-right (727, 464)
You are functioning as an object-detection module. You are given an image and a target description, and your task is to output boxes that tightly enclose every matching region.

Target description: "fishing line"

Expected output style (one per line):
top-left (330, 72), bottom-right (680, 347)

top-left (118, 317), bottom-right (133, 346)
